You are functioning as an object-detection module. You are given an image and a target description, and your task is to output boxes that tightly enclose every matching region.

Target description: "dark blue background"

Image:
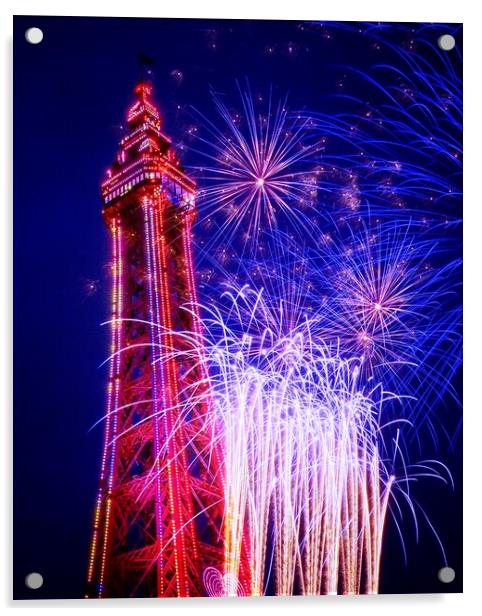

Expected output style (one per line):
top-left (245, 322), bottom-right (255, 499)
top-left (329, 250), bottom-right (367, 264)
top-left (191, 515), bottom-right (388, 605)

top-left (13, 16), bottom-right (462, 599)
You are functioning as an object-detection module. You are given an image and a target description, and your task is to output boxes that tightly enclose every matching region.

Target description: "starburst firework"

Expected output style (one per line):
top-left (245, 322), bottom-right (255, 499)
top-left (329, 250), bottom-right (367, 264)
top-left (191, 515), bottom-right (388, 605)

top-left (190, 85), bottom-right (322, 251)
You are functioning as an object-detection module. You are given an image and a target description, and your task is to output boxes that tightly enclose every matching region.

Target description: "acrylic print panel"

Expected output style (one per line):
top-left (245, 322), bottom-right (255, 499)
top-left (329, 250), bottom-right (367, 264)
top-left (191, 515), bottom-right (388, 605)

top-left (13, 16), bottom-right (462, 599)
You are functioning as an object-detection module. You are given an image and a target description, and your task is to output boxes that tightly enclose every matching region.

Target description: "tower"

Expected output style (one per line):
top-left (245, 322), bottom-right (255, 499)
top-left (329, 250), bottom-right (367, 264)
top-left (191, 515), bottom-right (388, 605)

top-left (86, 81), bottom-right (226, 598)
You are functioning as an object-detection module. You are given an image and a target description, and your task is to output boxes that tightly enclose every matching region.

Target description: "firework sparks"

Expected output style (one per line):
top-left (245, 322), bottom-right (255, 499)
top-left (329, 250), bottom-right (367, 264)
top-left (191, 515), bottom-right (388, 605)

top-left (157, 286), bottom-right (396, 595)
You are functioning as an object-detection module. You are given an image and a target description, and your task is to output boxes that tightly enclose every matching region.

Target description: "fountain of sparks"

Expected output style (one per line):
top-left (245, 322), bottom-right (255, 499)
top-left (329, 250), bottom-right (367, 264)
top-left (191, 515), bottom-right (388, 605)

top-left (158, 286), bottom-right (396, 595)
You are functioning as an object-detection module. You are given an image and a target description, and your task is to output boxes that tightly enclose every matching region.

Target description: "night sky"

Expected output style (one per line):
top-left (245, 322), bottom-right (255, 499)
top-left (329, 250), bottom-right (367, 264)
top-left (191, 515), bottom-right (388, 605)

top-left (14, 16), bottom-right (462, 599)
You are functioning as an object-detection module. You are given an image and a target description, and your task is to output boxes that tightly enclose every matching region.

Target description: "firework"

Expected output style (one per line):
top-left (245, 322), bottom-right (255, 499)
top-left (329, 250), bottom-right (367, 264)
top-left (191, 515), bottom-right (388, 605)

top-left (189, 84), bottom-right (322, 252)
top-left (297, 23), bottom-right (462, 232)
top-left (156, 286), bottom-right (396, 595)
top-left (304, 222), bottom-right (462, 416)
top-left (97, 24), bottom-right (461, 596)
top-left (199, 219), bottom-right (461, 424)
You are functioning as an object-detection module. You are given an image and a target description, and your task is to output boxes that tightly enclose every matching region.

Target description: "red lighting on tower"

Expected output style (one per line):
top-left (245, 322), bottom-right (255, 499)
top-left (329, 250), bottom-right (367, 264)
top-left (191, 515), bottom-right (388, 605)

top-left (86, 81), bottom-right (230, 598)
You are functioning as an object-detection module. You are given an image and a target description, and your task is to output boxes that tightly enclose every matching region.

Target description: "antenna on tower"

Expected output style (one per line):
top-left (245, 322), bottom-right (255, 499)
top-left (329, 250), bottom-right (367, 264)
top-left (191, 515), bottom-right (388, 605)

top-left (138, 52), bottom-right (155, 82)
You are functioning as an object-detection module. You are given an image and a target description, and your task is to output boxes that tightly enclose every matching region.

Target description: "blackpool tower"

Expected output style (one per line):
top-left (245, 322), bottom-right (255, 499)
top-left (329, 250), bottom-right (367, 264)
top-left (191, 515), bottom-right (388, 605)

top-left (86, 81), bottom-right (227, 598)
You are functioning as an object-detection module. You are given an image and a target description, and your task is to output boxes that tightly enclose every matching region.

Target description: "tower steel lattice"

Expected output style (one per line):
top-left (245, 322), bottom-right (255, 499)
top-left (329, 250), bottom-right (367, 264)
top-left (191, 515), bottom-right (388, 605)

top-left (86, 82), bottom-right (233, 598)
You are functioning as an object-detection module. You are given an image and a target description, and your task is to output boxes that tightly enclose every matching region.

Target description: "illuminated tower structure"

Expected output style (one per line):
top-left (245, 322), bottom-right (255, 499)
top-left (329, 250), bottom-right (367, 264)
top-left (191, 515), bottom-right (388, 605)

top-left (86, 81), bottom-right (228, 598)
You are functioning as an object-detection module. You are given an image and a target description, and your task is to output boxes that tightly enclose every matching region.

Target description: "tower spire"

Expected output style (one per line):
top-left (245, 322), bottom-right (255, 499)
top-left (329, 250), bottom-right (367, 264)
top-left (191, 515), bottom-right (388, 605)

top-left (138, 52), bottom-right (155, 82)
